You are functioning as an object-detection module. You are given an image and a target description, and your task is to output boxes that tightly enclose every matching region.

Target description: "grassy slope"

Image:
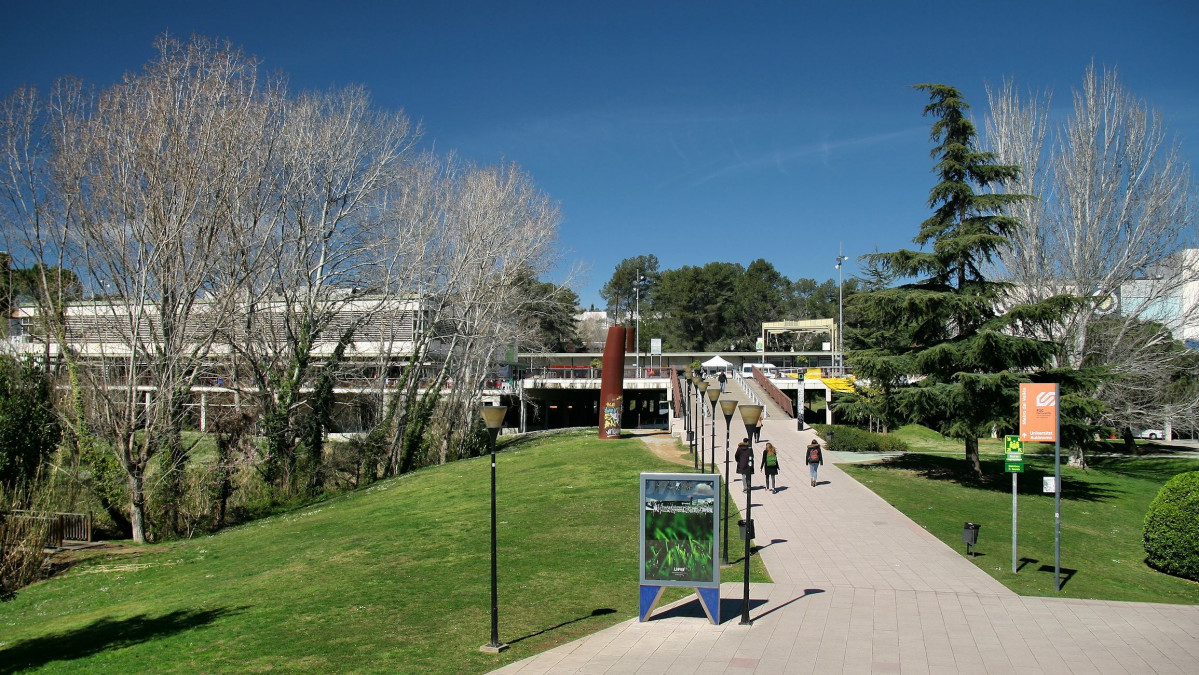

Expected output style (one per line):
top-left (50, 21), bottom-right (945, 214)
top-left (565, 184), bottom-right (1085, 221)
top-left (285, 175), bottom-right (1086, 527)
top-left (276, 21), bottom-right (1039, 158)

top-left (0, 432), bottom-right (767, 674)
top-left (842, 427), bottom-right (1199, 603)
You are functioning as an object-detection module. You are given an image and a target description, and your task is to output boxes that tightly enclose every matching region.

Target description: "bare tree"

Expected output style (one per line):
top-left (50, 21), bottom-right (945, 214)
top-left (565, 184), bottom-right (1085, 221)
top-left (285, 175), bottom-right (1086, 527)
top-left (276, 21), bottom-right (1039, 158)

top-left (985, 65), bottom-right (1198, 463)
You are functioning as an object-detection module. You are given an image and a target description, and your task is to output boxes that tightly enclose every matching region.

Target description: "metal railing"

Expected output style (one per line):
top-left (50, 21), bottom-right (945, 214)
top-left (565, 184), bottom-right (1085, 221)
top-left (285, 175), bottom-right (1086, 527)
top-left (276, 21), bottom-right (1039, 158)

top-left (752, 368), bottom-right (795, 418)
top-left (5, 510), bottom-right (92, 547)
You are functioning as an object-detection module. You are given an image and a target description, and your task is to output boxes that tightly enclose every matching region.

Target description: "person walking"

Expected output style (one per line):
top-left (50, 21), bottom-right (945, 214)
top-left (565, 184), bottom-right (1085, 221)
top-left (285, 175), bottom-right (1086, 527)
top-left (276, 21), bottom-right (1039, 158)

top-left (806, 439), bottom-right (824, 487)
top-left (718, 370), bottom-right (727, 393)
top-left (735, 438), bottom-right (754, 493)
top-left (762, 442), bottom-right (781, 493)
top-left (752, 416), bottom-right (763, 443)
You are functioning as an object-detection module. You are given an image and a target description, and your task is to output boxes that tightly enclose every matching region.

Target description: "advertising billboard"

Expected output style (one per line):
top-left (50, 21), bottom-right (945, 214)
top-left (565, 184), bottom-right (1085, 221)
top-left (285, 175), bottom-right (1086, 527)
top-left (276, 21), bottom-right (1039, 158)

top-left (639, 473), bottom-right (721, 588)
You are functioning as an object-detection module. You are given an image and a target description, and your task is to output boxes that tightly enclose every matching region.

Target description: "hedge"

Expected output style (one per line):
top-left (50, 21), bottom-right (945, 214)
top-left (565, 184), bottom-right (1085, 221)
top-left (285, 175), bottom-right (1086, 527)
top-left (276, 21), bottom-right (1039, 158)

top-left (1143, 471), bottom-right (1199, 582)
top-left (810, 424), bottom-right (908, 453)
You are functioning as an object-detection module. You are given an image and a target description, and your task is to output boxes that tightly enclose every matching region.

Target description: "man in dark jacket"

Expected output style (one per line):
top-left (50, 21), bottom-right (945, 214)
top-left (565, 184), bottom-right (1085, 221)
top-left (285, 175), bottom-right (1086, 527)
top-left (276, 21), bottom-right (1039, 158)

top-left (735, 438), bottom-right (754, 493)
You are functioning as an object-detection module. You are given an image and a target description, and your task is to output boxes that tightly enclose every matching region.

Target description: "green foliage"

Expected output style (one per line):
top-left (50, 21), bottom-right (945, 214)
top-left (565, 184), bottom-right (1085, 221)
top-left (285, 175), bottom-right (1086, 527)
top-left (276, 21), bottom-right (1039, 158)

top-left (811, 424), bottom-right (909, 453)
top-left (0, 356), bottom-right (60, 488)
top-left (515, 269), bottom-right (581, 351)
top-left (844, 84), bottom-right (1077, 476)
top-left (1143, 471), bottom-right (1199, 581)
top-left (600, 254), bottom-right (659, 322)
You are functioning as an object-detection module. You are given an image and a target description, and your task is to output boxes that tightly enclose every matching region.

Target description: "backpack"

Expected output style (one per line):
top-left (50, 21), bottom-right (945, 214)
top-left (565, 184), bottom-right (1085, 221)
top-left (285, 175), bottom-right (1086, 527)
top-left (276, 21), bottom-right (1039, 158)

top-left (764, 453), bottom-right (777, 467)
top-left (807, 445), bottom-right (821, 463)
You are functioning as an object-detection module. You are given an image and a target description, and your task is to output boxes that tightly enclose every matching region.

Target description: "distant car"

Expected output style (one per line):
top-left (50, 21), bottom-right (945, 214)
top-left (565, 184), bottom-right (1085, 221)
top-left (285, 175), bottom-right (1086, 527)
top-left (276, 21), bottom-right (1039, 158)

top-left (1139, 429), bottom-right (1166, 440)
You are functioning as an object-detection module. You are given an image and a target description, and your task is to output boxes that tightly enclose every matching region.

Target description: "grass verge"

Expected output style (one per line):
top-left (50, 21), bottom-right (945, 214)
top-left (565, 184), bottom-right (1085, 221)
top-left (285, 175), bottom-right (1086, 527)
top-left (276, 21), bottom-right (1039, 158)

top-left (842, 450), bottom-right (1199, 603)
top-left (0, 431), bottom-right (767, 674)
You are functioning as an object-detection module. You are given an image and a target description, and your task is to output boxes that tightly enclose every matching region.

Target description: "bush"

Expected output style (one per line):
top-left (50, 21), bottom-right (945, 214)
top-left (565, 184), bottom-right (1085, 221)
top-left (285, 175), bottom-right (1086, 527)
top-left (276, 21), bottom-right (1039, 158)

top-left (1143, 471), bottom-right (1199, 581)
top-left (811, 424), bottom-right (908, 453)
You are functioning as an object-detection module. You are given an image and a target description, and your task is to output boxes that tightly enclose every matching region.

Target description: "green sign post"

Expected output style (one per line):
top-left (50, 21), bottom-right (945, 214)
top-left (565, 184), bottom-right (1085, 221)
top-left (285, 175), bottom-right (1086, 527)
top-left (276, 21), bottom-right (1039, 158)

top-left (1005, 435), bottom-right (1024, 573)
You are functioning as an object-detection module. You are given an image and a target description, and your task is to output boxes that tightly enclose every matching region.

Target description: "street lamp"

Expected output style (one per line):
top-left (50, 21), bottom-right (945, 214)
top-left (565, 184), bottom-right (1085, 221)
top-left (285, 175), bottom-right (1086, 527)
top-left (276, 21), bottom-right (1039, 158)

top-left (697, 379), bottom-right (708, 472)
top-left (706, 386), bottom-right (720, 473)
top-left (737, 403), bottom-right (763, 626)
top-left (689, 373), bottom-right (701, 470)
top-left (479, 405), bottom-right (509, 654)
top-left (719, 398), bottom-right (738, 566)
top-left (634, 273), bottom-right (644, 375)
top-left (835, 248), bottom-right (849, 376)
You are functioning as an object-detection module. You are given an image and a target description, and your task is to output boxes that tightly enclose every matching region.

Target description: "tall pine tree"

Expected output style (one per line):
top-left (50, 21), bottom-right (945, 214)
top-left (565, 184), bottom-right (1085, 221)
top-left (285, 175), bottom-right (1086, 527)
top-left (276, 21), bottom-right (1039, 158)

top-left (847, 84), bottom-right (1068, 477)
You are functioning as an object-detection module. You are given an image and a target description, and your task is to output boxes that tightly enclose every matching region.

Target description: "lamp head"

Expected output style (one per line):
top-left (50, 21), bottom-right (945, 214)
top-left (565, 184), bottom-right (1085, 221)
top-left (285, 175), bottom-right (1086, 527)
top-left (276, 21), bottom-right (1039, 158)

top-left (719, 399), bottom-right (738, 419)
top-left (706, 387), bottom-right (720, 404)
top-left (738, 404), bottom-right (763, 440)
top-left (480, 405), bottom-right (508, 430)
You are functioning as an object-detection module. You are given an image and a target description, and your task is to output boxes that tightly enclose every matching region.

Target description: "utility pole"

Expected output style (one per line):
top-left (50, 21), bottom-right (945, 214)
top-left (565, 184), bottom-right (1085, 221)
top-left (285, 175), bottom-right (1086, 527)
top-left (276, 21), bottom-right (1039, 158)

top-left (835, 246), bottom-right (849, 375)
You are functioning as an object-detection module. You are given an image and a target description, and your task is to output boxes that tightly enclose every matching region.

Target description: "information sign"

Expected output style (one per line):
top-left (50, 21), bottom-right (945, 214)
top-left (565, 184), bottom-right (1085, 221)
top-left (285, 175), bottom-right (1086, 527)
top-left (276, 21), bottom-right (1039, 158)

top-left (1004, 435), bottom-right (1024, 473)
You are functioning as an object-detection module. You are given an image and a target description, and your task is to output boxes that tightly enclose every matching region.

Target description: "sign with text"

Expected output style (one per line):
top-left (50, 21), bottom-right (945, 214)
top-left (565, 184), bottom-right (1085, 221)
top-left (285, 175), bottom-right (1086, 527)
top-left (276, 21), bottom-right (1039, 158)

top-left (1019, 383), bottom-right (1059, 443)
top-left (650, 338), bottom-right (662, 356)
top-left (1004, 435), bottom-right (1025, 472)
top-left (639, 473), bottom-right (720, 588)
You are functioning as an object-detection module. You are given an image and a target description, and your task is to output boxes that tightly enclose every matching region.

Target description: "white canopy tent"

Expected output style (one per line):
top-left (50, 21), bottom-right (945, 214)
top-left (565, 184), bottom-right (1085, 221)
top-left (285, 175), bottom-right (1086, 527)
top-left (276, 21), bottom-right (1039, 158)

top-left (700, 355), bottom-right (735, 370)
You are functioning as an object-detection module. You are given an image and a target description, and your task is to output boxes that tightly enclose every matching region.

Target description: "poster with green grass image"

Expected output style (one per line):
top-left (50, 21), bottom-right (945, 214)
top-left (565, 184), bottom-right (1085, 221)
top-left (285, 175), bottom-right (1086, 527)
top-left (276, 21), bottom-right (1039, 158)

top-left (640, 473), bottom-right (720, 587)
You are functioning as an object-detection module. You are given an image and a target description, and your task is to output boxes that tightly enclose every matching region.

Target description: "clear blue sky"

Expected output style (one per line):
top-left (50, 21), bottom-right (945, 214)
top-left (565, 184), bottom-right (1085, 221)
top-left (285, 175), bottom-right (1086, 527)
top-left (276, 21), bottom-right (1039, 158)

top-left (3, 1), bottom-right (1197, 309)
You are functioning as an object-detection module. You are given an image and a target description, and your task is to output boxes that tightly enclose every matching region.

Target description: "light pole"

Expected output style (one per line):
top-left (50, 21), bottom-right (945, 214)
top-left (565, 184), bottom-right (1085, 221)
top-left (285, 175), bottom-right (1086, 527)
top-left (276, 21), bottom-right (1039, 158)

top-left (835, 248), bottom-right (849, 375)
top-left (634, 273), bottom-right (644, 375)
top-left (737, 404), bottom-right (763, 626)
top-left (719, 398), bottom-right (738, 566)
top-left (479, 405), bottom-right (509, 654)
top-left (697, 379), bottom-right (708, 472)
top-left (706, 386), bottom-right (720, 473)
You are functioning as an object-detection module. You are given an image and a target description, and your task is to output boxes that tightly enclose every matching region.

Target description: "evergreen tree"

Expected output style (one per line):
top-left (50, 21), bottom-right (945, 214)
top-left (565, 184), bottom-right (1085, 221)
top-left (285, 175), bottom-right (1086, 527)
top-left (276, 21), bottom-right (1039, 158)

top-left (847, 84), bottom-right (1067, 477)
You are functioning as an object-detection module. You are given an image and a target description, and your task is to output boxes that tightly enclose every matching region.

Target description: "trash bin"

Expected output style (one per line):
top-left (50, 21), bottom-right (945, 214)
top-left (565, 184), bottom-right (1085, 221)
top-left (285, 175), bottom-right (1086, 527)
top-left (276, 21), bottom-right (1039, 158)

top-left (962, 522), bottom-right (980, 556)
top-left (738, 518), bottom-right (755, 540)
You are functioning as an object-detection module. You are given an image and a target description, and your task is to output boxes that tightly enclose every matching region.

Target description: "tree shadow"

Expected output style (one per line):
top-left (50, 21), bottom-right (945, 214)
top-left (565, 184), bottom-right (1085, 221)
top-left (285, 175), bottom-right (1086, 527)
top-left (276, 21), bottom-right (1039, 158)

top-left (0, 606), bottom-right (248, 674)
top-left (857, 454), bottom-right (1121, 503)
top-left (507, 608), bottom-right (617, 645)
top-left (1088, 457), bottom-right (1199, 483)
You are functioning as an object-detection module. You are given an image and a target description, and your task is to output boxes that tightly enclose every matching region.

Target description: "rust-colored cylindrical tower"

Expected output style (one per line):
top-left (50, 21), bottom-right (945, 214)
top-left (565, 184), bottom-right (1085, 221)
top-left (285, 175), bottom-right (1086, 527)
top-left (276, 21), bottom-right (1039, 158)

top-left (599, 325), bottom-right (627, 439)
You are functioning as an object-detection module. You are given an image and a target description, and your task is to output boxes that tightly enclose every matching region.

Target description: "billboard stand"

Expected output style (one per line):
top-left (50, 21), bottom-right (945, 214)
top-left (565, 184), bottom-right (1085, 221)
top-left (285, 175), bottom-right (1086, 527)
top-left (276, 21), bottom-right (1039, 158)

top-left (639, 472), bottom-right (722, 625)
top-left (639, 585), bottom-right (665, 622)
top-left (637, 586), bottom-right (721, 624)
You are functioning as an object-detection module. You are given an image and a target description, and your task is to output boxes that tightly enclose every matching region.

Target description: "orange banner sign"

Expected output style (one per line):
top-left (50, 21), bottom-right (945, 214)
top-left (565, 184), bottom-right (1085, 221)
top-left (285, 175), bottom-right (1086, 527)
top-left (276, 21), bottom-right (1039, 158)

top-left (1019, 383), bottom-right (1058, 443)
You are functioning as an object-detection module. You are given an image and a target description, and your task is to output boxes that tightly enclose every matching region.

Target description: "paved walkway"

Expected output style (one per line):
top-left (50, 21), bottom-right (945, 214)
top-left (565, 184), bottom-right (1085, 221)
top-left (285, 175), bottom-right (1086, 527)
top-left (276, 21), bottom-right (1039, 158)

top-left (492, 416), bottom-right (1199, 674)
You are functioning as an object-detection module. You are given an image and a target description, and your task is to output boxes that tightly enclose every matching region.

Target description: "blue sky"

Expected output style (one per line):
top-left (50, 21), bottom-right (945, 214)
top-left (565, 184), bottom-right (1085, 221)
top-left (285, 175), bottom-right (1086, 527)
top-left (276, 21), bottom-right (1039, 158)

top-left (3, 1), bottom-right (1197, 309)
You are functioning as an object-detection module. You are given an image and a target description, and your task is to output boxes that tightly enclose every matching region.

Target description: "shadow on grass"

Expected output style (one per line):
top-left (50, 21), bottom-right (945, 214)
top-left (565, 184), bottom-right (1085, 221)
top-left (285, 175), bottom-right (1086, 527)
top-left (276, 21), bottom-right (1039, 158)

top-left (855, 454), bottom-right (1121, 502)
top-left (1088, 456), bottom-right (1199, 483)
top-left (508, 608), bottom-right (618, 645)
top-left (1038, 565), bottom-right (1077, 590)
top-left (0, 606), bottom-right (248, 674)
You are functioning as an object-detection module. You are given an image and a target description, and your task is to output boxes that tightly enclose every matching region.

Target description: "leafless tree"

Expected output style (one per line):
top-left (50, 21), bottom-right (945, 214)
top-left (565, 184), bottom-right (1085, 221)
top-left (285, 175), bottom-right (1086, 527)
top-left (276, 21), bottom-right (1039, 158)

top-left (984, 65), bottom-right (1198, 463)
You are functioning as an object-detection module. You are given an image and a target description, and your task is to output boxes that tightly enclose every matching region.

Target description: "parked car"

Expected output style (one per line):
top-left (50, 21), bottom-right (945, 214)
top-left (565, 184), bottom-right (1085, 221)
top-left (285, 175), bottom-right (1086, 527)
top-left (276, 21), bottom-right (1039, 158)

top-left (1139, 429), bottom-right (1167, 440)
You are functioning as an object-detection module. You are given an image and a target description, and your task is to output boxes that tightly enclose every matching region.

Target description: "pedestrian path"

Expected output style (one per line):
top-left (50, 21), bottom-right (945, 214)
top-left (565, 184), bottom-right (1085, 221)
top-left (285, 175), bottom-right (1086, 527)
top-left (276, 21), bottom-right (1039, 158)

top-left (492, 417), bottom-right (1199, 674)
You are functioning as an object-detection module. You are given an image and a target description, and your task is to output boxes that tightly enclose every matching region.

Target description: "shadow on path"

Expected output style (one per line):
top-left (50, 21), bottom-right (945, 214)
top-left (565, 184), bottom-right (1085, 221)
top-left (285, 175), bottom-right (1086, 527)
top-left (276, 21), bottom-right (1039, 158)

top-left (652, 597), bottom-right (770, 625)
top-left (508, 608), bottom-right (618, 645)
top-left (0, 606), bottom-right (247, 674)
top-left (753, 589), bottom-right (825, 622)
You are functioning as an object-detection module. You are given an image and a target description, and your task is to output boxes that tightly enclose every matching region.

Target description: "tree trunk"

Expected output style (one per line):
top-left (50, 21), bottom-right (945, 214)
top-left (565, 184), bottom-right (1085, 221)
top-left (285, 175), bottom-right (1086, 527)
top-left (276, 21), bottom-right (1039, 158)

top-left (965, 436), bottom-right (982, 479)
top-left (128, 470), bottom-right (147, 543)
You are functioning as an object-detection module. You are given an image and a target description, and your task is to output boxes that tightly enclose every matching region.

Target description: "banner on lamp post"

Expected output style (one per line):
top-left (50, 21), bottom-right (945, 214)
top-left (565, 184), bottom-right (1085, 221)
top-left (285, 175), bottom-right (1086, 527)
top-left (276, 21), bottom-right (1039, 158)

top-left (1019, 383), bottom-right (1059, 443)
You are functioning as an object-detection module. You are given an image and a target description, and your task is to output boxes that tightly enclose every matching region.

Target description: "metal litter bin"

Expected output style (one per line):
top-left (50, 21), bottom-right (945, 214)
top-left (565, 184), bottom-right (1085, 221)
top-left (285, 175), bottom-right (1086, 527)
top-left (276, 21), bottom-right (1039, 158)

top-left (738, 518), bottom-right (755, 540)
top-left (962, 522), bottom-right (980, 556)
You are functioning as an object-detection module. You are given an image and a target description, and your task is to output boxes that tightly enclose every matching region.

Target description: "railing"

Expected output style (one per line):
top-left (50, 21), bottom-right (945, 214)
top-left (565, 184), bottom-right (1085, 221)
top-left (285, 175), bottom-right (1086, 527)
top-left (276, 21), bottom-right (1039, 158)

top-left (753, 368), bottom-right (795, 418)
top-left (6, 510), bottom-right (92, 546)
top-left (733, 369), bottom-right (765, 410)
top-left (670, 368), bottom-right (683, 417)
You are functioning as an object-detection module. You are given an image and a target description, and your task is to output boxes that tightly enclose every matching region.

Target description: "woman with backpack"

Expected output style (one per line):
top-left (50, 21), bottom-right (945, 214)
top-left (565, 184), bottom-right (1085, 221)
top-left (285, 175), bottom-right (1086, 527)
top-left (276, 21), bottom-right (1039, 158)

top-left (806, 439), bottom-right (824, 487)
top-left (762, 442), bottom-right (781, 493)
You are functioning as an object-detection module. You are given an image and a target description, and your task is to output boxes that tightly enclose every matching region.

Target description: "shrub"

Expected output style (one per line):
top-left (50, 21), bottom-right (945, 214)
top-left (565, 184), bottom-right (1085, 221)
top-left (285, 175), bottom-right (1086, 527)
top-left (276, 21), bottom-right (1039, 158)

top-left (1143, 471), bottom-right (1199, 581)
top-left (811, 424), bottom-right (908, 453)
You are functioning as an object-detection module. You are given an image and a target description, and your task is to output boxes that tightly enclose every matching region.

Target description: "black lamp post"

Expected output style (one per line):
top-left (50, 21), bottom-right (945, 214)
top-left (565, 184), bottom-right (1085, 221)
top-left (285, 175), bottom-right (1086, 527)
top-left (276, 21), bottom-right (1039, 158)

top-left (479, 405), bottom-right (509, 653)
top-left (719, 398), bottom-right (738, 566)
top-left (697, 379), bottom-right (709, 472)
top-left (737, 403), bottom-right (763, 626)
top-left (706, 386), bottom-right (720, 473)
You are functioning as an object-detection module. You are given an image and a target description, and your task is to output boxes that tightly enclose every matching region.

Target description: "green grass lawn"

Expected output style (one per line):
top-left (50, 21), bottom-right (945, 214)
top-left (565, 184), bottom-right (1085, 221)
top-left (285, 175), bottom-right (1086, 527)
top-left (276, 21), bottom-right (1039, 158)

top-left (0, 431), bottom-right (767, 674)
top-left (842, 446), bottom-right (1199, 603)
